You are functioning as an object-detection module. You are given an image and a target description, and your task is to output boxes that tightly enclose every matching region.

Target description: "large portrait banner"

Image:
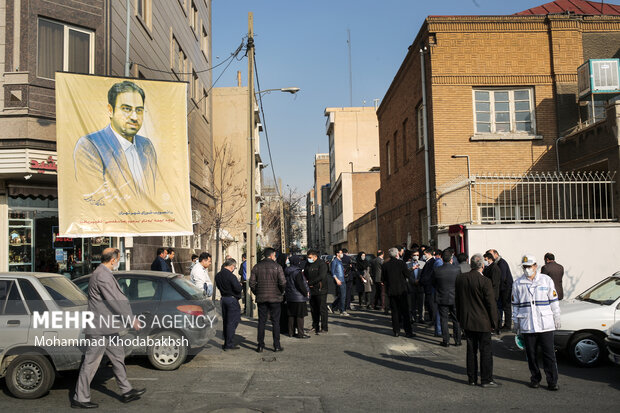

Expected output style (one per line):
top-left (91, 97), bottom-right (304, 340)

top-left (56, 73), bottom-right (192, 237)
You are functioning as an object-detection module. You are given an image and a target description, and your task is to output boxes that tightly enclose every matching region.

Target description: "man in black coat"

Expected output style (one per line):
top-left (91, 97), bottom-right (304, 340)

top-left (419, 248), bottom-right (436, 323)
top-left (341, 249), bottom-right (354, 311)
top-left (150, 247), bottom-right (170, 272)
top-left (304, 249), bottom-right (329, 334)
top-left (382, 248), bottom-right (415, 338)
top-left (371, 250), bottom-right (386, 312)
top-left (491, 249), bottom-right (513, 331)
top-left (455, 254), bottom-right (500, 388)
top-left (541, 252), bottom-right (564, 300)
top-left (432, 250), bottom-right (461, 347)
top-left (215, 257), bottom-right (243, 351)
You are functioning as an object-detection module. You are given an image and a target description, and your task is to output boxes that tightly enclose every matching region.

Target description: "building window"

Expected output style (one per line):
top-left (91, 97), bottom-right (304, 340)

top-left (393, 131), bottom-right (398, 171)
top-left (201, 26), bottom-right (209, 60)
top-left (402, 118), bottom-right (408, 162)
top-left (136, 0), bottom-right (152, 30)
top-left (170, 35), bottom-right (187, 80)
top-left (417, 104), bottom-right (425, 149)
top-left (181, 236), bottom-right (191, 249)
top-left (386, 141), bottom-right (392, 176)
top-left (479, 204), bottom-right (540, 223)
top-left (202, 88), bottom-right (208, 117)
top-left (333, 195), bottom-right (343, 218)
top-left (163, 236), bottom-right (175, 248)
top-left (37, 18), bottom-right (94, 80)
top-left (193, 234), bottom-right (201, 250)
top-left (473, 88), bottom-right (535, 134)
top-left (190, 2), bottom-right (198, 34)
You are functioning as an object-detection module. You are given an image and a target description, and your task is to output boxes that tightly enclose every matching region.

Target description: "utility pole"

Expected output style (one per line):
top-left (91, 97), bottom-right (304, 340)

top-left (245, 12), bottom-right (256, 317)
top-left (125, 0), bottom-right (131, 77)
top-left (279, 178), bottom-right (286, 253)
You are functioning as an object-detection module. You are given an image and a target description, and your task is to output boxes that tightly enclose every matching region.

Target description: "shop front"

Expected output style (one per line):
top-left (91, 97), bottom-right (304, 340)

top-left (4, 191), bottom-right (125, 279)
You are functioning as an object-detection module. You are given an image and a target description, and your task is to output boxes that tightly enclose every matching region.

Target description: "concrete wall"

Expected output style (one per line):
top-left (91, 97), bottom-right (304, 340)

top-left (451, 223), bottom-right (620, 299)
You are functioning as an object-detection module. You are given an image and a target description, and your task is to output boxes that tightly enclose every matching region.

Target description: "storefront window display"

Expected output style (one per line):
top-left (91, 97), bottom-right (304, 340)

top-left (8, 196), bottom-right (125, 278)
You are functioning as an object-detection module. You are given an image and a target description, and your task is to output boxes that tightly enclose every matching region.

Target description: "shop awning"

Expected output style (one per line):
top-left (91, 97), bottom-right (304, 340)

top-left (8, 184), bottom-right (57, 199)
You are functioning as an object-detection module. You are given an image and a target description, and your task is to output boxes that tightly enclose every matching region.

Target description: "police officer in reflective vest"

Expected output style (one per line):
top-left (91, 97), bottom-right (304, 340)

top-left (512, 254), bottom-right (561, 391)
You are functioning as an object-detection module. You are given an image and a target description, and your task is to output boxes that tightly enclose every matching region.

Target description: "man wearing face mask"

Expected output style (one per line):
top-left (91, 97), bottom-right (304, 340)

top-left (150, 247), bottom-right (170, 272)
top-left (305, 249), bottom-right (329, 334)
top-left (512, 254), bottom-right (561, 391)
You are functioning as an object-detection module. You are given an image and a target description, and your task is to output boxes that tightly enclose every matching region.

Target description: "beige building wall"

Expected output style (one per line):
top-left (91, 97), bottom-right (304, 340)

top-left (347, 210), bottom-right (377, 255)
top-left (212, 85), bottom-right (262, 266)
top-left (330, 171), bottom-right (380, 250)
top-left (325, 107), bottom-right (379, 186)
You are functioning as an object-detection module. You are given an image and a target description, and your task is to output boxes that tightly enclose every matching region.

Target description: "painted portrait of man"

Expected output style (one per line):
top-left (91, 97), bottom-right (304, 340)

top-left (73, 81), bottom-right (157, 198)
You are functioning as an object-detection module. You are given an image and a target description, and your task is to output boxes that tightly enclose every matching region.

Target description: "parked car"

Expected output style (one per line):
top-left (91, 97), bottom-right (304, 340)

top-left (0, 272), bottom-right (87, 399)
top-left (554, 272), bottom-right (620, 367)
top-left (73, 271), bottom-right (218, 371)
top-left (605, 321), bottom-right (620, 366)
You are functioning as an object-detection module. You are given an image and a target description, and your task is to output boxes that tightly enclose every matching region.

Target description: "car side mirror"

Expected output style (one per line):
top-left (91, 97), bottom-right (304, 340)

top-left (616, 302), bottom-right (620, 310)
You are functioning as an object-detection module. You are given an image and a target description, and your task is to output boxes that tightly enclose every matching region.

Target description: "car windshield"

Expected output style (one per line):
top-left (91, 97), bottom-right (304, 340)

top-left (170, 277), bottom-right (204, 300)
top-left (577, 276), bottom-right (620, 306)
top-left (39, 276), bottom-right (87, 307)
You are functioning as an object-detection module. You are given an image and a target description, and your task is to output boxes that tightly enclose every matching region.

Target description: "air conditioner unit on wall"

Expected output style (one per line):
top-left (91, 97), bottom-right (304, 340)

top-left (578, 59), bottom-right (620, 100)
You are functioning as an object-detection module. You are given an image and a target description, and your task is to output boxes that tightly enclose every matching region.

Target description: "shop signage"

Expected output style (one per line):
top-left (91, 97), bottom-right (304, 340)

top-left (30, 156), bottom-right (58, 173)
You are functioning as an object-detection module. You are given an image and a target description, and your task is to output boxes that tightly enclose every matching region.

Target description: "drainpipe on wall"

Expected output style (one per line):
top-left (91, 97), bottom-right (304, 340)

top-left (555, 135), bottom-right (565, 172)
top-left (420, 47), bottom-right (432, 244)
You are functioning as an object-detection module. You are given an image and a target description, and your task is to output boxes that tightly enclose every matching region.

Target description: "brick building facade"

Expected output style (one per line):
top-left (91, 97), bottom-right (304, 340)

top-left (376, 2), bottom-right (620, 249)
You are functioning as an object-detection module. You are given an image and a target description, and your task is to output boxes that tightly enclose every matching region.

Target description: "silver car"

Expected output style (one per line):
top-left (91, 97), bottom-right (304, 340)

top-left (0, 273), bottom-right (87, 399)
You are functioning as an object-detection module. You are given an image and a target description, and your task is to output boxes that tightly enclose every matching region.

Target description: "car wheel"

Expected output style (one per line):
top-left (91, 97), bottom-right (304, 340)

top-left (147, 331), bottom-right (188, 371)
top-left (6, 354), bottom-right (55, 399)
top-left (569, 333), bottom-right (607, 367)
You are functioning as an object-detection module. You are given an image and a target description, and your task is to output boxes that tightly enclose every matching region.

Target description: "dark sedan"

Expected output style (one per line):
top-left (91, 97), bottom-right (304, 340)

top-left (73, 271), bottom-right (218, 370)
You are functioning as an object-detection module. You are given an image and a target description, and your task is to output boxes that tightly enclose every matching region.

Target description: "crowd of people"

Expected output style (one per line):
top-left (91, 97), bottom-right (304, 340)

top-left (147, 243), bottom-right (566, 390)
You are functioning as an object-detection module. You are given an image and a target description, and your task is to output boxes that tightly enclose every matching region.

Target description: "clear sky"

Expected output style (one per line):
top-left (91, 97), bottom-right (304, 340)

top-left (211, 0), bottom-right (553, 194)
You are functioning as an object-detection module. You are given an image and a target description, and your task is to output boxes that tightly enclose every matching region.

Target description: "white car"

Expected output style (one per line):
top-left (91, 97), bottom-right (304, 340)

top-left (554, 272), bottom-right (620, 367)
top-left (605, 320), bottom-right (620, 365)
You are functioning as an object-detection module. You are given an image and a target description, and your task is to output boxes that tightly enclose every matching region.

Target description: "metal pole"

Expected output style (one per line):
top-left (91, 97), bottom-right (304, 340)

top-left (420, 48), bottom-right (432, 244)
top-left (466, 156), bottom-right (472, 224)
top-left (279, 179), bottom-right (286, 253)
top-left (245, 12), bottom-right (255, 317)
top-left (125, 0), bottom-right (131, 77)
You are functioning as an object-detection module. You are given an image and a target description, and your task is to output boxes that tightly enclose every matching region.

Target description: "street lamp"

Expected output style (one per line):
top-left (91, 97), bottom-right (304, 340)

top-left (256, 87), bottom-right (300, 97)
top-left (451, 155), bottom-right (472, 224)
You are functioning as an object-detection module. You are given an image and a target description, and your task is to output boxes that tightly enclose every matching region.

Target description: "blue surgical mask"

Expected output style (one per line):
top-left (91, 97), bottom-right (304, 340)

top-left (286, 259), bottom-right (290, 266)
top-left (307, 258), bottom-right (315, 264)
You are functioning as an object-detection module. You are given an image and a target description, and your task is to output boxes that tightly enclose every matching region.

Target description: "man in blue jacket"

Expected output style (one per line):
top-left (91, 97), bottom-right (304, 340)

top-left (329, 250), bottom-right (349, 316)
top-left (150, 247), bottom-right (170, 272)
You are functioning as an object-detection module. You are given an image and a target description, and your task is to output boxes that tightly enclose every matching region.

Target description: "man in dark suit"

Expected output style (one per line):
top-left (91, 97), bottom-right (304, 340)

top-left (74, 81), bottom-right (157, 200)
top-left (541, 252), bottom-right (564, 300)
top-left (72, 248), bottom-right (145, 408)
top-left (371, 250), bottom-right (385, 312)
top-left (433, 250), bottom-right (461, 347)
top-left (305, 249), bottom-right (329, 334)
top-left (164, 248), bottom-right (176, 273)
top-left (455, 253), bottom-right (500, 388)
top-left (150, 247), bottom-right (170, 272)
top-left (491, 249), bottom-right (513, 331)
top-left (215, 257), bottom-right (243, 350)
top-left (419, 248), bottom-right (436, 323)
top-left (382, 248), bottom-right (415, 338)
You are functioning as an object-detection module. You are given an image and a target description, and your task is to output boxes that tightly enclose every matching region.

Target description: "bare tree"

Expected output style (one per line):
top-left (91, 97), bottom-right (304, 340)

top-left (201, 139), bottom-right (246, 270)
top-left (260, 183), bottom-right (305, 253)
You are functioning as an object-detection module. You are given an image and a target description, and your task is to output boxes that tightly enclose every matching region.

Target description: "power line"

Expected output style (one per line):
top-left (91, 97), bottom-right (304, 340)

top-left (133, 38), bottom-right (246, 76)
top-left (187, 40), bottom-right (246, 116)
top-left (253, 53), bottom-right (282, 198)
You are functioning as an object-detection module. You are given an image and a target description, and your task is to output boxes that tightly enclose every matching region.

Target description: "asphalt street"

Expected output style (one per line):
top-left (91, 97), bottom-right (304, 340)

top-left (1, 304), bottom-right (618, 412)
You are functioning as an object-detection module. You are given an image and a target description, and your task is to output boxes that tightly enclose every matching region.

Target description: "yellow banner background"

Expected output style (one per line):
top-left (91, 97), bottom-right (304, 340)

top-left (56, 73), bottom-right (192, 236)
